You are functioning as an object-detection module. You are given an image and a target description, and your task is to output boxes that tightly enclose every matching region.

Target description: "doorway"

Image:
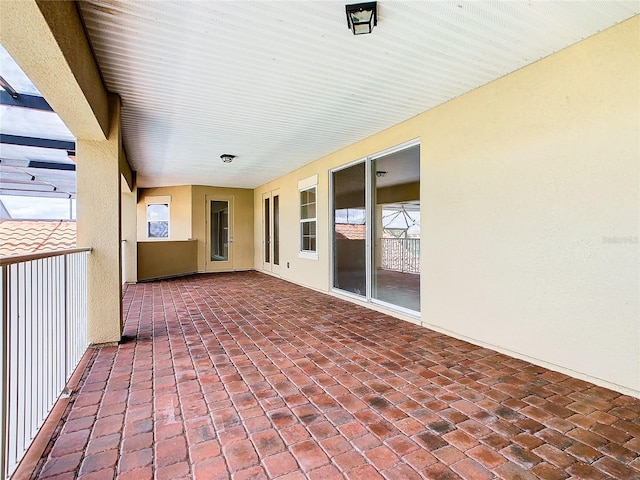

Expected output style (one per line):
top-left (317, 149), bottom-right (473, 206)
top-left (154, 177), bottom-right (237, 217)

top-left (206, 195), bottom-right (234, 272)
top-left (262, 190), bottom-right (280, 275)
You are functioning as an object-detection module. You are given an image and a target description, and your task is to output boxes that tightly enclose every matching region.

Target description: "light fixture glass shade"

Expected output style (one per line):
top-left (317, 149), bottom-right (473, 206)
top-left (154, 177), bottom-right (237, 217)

top-left (346, 2), bottom-right (377, 35)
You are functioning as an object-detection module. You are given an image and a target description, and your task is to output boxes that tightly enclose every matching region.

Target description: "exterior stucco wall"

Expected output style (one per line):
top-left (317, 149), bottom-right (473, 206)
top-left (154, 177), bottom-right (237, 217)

top-left (137, 240), bottom-right (197, 281)
top-left (254, 17), bottom-right (640, 396)
top-left (137, 186), bottom-right (193, 241)
top-left (135, 185), bottom-right (253, 274)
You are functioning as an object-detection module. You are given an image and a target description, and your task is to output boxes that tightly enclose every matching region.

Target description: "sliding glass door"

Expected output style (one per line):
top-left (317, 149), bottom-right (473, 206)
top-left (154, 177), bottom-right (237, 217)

top-left (332, 142), bottom-right (421, 313)
top-left (332, 162), bottom-right (367, 297)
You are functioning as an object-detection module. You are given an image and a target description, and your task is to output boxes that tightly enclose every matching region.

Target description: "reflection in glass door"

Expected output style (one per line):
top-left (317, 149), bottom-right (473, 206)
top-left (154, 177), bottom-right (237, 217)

top-left (210, 200), bottom-right (229, 261)
top-left (332, 162), bottom-right (367, 297)
top-left (262, 191), bottom-right (280, 274)
top-left (371, 153), bottom-right (420, 312)
top-left (332, 143), bottom-right (420, 313)
top-left (206, 195), bottom-right (233, 272)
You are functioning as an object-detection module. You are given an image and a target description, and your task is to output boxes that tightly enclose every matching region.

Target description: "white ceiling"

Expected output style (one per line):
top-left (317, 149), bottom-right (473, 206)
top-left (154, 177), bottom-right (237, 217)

top-left (77, 1), bottom-right (639, 189)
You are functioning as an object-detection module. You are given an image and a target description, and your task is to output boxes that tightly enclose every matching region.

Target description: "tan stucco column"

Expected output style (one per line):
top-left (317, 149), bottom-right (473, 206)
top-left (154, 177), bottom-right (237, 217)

top-left (77, 95), bottom-right (124, 344)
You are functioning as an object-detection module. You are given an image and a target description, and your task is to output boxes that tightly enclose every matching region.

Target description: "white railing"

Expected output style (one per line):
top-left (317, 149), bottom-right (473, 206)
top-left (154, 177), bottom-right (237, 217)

top-left (1, 248), bottom-right (91, 479)
top-left (381, 238), bottom-right (420, 274)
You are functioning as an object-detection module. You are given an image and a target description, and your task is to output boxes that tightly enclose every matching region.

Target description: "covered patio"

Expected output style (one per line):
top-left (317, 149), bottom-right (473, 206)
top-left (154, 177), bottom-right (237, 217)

top-left (32, 272), bottom-right (640, 480)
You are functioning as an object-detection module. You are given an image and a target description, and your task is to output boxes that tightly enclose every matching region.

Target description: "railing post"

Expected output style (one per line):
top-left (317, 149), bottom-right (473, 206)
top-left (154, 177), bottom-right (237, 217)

top-left (1, 264), bottom-right (8, 480)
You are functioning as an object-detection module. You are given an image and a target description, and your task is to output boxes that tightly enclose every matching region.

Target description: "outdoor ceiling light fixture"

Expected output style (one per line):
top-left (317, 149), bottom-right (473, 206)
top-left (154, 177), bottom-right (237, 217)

top-left (346, 2), bottom-right (377, 35)
top-left (220, 154), bottom-right (236, 163)
top-left (376, 171), bottom-right (387, 177)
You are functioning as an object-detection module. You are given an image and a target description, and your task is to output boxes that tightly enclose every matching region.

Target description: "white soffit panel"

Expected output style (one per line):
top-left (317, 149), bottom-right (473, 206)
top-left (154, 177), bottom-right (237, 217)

top-left (77, 1), bottom-right (639, 189)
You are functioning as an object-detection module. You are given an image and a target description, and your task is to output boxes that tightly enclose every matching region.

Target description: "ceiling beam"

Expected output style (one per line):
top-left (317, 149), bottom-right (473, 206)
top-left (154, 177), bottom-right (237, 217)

top-left (0, 188), bottom-right (76, 199)
top-left (0, 157), bottom-right (76, 170)
top-left (0, 1), bottom-right (110, 140)
top-left (29, 160), bottom-right (75, 171)
top-left (0, 90), bottom-right (53, 111)
top-left (0, 134), bottom-right (75, 152)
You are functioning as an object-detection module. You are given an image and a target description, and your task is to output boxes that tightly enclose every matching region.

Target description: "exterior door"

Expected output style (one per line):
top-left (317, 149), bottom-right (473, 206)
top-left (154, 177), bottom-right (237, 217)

top-left (331, 141), bottom-right (421, 314)
top-left (262, 190), bottom-right (280, 275)
top-left (205, 195), bottom-right (234, 272)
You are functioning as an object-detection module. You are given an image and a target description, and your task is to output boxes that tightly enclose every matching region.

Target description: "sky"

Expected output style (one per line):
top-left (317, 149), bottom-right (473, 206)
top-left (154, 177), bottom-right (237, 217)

top-left (1, 195), bottom-right (76, 220)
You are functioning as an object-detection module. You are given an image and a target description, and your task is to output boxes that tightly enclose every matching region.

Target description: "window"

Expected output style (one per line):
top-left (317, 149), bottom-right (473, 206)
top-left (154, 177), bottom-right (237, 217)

top-left (298, 175), bottom-right (318, 259)
top-left (300, 186), bottom-right (317, 253)
top-left (146, 199), bottom-right (170, 239)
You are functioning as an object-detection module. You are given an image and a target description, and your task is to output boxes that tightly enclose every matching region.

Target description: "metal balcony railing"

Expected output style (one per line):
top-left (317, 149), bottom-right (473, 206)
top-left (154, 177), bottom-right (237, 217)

top-left (1, 248), bottom-right (91, 479)
top-left (381, 238), bottom-right (420, 274)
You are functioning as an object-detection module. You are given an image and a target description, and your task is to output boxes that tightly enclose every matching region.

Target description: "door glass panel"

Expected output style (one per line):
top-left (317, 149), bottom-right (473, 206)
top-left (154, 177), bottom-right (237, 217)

top-left (372, 146), bottom-right (420, 311)
top-left (210, 200), bottom-right (229, 261)
top-left (333, 162), bottom-right (366, 296)
top-left (273, 195), bottom-right (280, 265)
top-left (264, 197), bottom-right (270, 263)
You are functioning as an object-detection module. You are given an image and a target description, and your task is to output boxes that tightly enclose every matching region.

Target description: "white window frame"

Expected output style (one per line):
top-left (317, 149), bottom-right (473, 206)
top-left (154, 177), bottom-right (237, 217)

top-left (145, 195), bottom-right (171, 240)
top-left (299, 175), bottom-right (318, 260)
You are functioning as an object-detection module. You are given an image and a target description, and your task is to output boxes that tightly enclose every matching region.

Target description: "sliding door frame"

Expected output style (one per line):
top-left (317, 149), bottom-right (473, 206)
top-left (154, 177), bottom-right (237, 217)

top-left (330, 138), bottom-right (420, 315)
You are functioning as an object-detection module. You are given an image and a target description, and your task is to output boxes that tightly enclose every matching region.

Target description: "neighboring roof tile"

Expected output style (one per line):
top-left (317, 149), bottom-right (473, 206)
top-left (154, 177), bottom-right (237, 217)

top-left (335, 223), bottom-right (366, 240)
top-left (0, 220), bottom-right (76, 257)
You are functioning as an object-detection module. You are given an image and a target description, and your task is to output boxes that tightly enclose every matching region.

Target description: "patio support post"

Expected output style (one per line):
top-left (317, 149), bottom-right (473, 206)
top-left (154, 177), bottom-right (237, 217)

top-left (76, 95), bottom-right (124, 344)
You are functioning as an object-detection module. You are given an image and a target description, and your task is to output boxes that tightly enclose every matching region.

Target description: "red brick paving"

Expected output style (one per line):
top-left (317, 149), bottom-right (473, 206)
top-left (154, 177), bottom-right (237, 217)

top-left (34, 271), bottom-right (640, 479)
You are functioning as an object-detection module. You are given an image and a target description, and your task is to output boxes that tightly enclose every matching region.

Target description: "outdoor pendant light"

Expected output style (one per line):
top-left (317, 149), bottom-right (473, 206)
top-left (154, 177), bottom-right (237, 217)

top-left (346, 2), bottom-right (377, 35)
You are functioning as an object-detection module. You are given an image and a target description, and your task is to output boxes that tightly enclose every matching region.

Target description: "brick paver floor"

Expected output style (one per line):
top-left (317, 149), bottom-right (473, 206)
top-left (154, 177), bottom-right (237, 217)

top-left (34, 271), bottom-right (640, 479)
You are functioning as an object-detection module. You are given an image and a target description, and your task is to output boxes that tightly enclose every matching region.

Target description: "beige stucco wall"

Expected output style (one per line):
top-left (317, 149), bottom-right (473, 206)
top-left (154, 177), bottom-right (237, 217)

top-left (254, 17), bottom-right (639, 396)
top-left (192, 186), bottom-right (254, 272)
top-left (137, 240), bottom-right (197, 281)
top-left (135, 185), bottom-right (253, 274)
top-left (137, 186), bottom-right (193, 241)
